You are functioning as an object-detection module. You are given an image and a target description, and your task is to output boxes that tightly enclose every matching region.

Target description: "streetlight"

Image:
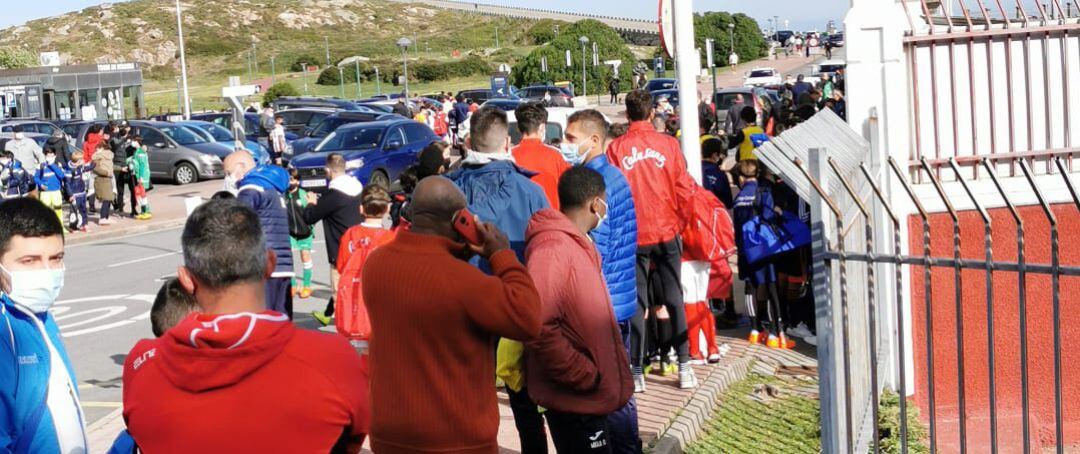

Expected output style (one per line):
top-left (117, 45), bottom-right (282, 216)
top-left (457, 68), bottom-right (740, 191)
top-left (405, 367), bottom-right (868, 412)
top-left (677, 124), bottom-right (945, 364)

top-left (396, 37), bottom-right (412, 100)
top-left (300, 62), bottom-right (309, 94)
top-left (324, 36), bottom-right (330, 67)
top-left (579, 36), bottom-right (589, 98)
top-left (374, 65), bottom-right (381, 95)
top-left (270, 56), bottom-right (276, 85)
top-left (252, 40), bottom-right (258, 74)
top-left (355, 59), bottom-right (362, 98)
top-left (338, 66), bottom-right (345, 98)
top-left (174, 0), bottom-right (191, 118)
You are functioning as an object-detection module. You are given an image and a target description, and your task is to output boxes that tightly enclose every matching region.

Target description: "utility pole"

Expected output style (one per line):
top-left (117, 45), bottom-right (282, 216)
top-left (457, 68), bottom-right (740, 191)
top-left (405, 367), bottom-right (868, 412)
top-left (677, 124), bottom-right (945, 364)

top-left (338, 67), bottom-right (345, 98)
top-left (495, 27), bottom-right (500, 48)
top-left (247, 51), bottom-right (253, 82)
top-left (673, 0), bottom-right (701, 183)
top-left (175, 77), bottom-right (182, 114)
top-left (374, 65), bottom-right (381, 95)
top-left (301, 62), bottom-right (309, 94)
top-left (270, 56), bottom-right (276, 85)
top-left (174, 0), bottom-right (191, 119)
top-left (579, 36), bottom-right (589, 99)
top-left (706, 38), bottom-right (717, 114)
top-left (355, 60), bottom-right (362, 98)
top-left (252, 41), bottom-right (258, 74)
top-left (324, 36), bottom-right (330, 67)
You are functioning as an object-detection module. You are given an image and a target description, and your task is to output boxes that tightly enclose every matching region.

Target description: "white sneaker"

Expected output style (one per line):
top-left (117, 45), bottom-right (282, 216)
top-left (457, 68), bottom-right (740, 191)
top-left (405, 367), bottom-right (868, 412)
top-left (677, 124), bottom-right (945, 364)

top-left (787, 322), bottom-right (812, 339)
top-left (803, 335), bottom-right (818, 346)
top-left (679, 366), bottom-right (698, 389)
top-left (633, 373), bottom-right (647, 393)
top-left (690, 358), bottom-right (707, 366)
top-left (707, 353), bottom-right (722, 363)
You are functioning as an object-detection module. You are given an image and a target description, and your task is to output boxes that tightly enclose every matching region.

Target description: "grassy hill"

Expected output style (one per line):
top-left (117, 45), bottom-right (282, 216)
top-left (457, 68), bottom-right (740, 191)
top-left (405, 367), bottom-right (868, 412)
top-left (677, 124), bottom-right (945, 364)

top-left (0, 0), bottom-right (539, 82)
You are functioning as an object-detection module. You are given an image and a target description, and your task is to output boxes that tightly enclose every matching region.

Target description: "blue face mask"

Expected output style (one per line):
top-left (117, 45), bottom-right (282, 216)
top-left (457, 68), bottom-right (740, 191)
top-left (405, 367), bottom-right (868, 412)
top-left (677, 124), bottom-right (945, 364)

top-left (559, 142), bottom-right (587, 166)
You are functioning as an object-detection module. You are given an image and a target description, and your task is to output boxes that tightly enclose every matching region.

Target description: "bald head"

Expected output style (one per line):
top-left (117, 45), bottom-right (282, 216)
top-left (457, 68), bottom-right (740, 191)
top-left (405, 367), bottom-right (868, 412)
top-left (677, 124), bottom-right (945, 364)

top-left (409, 176), bottom-right (467, 238)
top-left (223, 151), bottom-right (255, 179)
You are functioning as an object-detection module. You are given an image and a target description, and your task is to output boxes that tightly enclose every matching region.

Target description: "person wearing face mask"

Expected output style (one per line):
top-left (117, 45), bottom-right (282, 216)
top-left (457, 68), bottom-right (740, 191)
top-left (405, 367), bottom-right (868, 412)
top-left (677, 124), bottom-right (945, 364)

top-left (510, 102), bottom-right (569, 210)
top-left (0, 198), bottom-right (88, 453)
top-left (4, 126), bottom-right (45, 174)
top-left (222, 150), bottom-right (256, 196)
top-left (522, 167), bottom-right (632, 453)
top-left (231, 153), bottom-right (294, 318)
top-left (566, 111), bottom-right (643, 452)
top-left (0, 151), bottom-right (33, 200)
top-left (34, 149), bottom-right (68, 225)
top-left (361, 176), bottom-right (541, 454)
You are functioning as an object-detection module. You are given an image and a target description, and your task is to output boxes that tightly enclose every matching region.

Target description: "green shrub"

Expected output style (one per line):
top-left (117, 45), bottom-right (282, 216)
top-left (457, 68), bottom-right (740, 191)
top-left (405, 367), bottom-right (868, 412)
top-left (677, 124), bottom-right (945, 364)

top-left (875, 390), bottom-right (930, 454)
top-left (0, 48), bottom-right (37, 69)
top-left (527, 19), bottom-right (565, 45)
top-left (694, 12), bottom-right (768, 66)
top-left (261, 82), bottom-right (299, 107)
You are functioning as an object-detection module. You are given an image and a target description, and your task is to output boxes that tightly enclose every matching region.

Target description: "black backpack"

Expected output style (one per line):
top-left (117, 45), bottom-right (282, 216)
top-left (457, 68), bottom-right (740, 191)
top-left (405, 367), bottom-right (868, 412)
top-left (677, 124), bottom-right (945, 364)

top-left (286, 191), bottom-right (313, 239)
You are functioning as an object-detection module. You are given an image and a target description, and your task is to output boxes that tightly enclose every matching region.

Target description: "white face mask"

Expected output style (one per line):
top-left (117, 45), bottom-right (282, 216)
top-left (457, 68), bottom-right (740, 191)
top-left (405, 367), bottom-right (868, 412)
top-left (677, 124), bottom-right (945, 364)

top-left (1, 263), bottom-right (65, 314)
top-left (223, 174), bottom-right (240, 194)
top-left (13, 133), bottom-right (24, 140)
top-left (0, 159), bottom-right (9, 167)
top-left (45, 156), bottom-right (56, 164)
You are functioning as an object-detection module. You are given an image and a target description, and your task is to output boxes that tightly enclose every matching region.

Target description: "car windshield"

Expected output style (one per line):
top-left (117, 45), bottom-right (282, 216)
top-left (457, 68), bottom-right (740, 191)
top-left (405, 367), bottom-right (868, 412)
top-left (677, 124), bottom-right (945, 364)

top-left (316, 127), bottom-right (383, 151)
top-left (749, 70), bottom-right (775, 78)
top-left (716, 93), bottom-right (749, 109)
top-left (159, 126), bottom-right (207, 145)
top-left (198, 124), bottom-right (236, 142)
top-left (312, 118), bottom-right (347, 137)
top-left (819, 64), bottom-right (845, 73)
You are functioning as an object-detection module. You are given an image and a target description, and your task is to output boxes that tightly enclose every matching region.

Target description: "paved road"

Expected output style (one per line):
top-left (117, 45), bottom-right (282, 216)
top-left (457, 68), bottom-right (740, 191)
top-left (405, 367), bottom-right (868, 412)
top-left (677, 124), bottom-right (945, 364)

top-left (62, 224), bottom-right (337, 427)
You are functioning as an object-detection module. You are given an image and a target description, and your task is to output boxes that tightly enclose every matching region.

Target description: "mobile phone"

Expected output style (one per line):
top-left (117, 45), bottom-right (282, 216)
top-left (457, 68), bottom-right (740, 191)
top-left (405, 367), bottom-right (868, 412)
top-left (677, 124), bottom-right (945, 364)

top-left (452, 208), bottom-right (482, 246)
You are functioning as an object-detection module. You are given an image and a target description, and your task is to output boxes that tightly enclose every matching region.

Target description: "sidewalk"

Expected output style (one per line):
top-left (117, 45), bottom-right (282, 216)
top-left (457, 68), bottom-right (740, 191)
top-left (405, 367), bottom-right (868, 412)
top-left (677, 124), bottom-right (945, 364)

top-left (66, 180), bottom-right (222, 246)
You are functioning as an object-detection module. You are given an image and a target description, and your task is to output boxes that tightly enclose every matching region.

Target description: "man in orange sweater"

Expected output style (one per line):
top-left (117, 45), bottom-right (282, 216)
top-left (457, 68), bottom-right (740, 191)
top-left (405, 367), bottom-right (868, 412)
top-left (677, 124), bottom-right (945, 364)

top-left (511, 102), bottom-right (569, 209)
top-left (362, 176), bottom-right (542, 453)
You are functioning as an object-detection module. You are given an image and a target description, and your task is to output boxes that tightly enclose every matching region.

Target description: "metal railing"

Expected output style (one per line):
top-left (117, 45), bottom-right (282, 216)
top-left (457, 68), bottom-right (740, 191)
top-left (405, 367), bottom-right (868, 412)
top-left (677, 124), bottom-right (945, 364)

top-left (898, 0), bottom-right (1079, 181)
top-left (791, 146), bottom-right (1079, 453)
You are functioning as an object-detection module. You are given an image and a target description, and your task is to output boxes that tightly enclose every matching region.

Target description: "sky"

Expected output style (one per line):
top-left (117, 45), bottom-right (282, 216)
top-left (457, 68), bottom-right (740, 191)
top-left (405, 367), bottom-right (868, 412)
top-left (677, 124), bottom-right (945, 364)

top-left (0, 0), bottom-right (846, 32)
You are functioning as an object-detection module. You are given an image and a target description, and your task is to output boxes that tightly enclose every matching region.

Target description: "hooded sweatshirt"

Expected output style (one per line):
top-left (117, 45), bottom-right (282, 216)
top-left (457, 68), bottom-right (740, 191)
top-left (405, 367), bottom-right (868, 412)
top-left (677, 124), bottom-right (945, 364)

top-left (122, 311), bottom-right (369, 453)
top-left (237, 165), bottom-right (294, 277)
top-left (523, 209), bottom-right (633, 415)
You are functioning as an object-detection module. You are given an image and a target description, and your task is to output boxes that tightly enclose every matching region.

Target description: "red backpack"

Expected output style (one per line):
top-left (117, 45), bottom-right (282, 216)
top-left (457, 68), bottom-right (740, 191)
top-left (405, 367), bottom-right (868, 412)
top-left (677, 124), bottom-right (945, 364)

top-left (681, 185), bottom-right (736, 263)
top-left (433, 111), bottom-right (449, 136)
top-left (335, 228), bottom-right (396, 340)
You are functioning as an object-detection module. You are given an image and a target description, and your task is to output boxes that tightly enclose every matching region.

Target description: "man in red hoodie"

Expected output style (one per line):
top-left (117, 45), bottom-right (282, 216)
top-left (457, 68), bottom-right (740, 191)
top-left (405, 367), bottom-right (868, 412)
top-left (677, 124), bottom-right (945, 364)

top-left (606, 89), bottom-right (698, 391)
top-left (511, 102), bottom-right (569, 209)
top-left (122, 199), bottom-right (369, 453)
top-left (524, 166), bottom-right (633, 452)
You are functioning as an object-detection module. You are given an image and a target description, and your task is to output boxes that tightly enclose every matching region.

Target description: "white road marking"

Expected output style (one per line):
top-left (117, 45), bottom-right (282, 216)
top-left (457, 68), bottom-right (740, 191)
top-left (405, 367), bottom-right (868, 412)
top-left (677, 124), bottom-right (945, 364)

top-left (106, 251), bottom-right (180, 268)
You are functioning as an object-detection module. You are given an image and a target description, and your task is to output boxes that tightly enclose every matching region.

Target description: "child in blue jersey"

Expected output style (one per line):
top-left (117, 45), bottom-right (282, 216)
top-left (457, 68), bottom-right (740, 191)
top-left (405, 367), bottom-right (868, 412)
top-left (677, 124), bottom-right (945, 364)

top-left (67, 150), bottom-right (95, 232)
top-left (0, 151), bottom-right (32, 199)
top-left (35, 148), bottom-right (68, 224)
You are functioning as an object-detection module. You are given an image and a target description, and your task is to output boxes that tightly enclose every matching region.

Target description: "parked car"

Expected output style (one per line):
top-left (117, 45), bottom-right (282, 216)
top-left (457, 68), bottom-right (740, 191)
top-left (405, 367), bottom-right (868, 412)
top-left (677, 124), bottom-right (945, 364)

top-left (644, 78), bottom-right (678, 94)
top-left (815, 60), bottom-right (847, 76)
top-left (714, 87), bottom-right (774, 128)
top-left (286, 111), bottom-right (396, 160)
top-left (517, 85), bottom-right (575, 107)
top-left (275, 107), bottom-right (337, 136)
top-left (0, 133), bottom-right (79, 161)
top-left (505, 107), bottom-right (610, 146)
top-left (480, 98), bottom-right (523, 112)
top-left (128, 120), bottom-right (230, 185)
top-left (173, 120), bottom-right (270, 165)
top-left (827, 33), bottom-right (845, 47)
top-left (272, 96), bottom-right (370, 112)
top-left (1, 120), bottom-right (63, 137)
top-left (744, 68), bottom-right (783, 87)
top-left (290, 119), bottom-right (438, 190)
top-left (357, 103), bottom-right (395, 114)
top-left (188, 112), bottom-right (299, 143)
top-left (457, 89), bottom-right (518, 105)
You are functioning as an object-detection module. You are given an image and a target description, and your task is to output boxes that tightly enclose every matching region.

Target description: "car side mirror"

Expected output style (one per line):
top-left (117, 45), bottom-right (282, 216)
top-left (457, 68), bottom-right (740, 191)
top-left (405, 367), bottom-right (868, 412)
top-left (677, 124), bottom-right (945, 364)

top-left (153, 142), bottom-right (167, 148)
top-left (386, 139), bottom-right (403, 151)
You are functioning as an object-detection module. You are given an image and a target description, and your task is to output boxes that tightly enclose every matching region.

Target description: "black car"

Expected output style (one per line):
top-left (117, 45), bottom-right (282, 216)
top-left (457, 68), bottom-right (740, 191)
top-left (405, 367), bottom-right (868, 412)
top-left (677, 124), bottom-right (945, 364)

top-left (275, 107), bottom-right (337, 136)
top-left (480, 99), bottom-right (523, 112)
top-left (644, 78), bottom-right (677, 94)
top-left (456, 89), bottom-right (518, 105)
top-left (517, 86), bottom-right (574, 107)
top-left (286, 111), bottom-right (397, 160)
top-left (272, 96), bottom-right (372, 112)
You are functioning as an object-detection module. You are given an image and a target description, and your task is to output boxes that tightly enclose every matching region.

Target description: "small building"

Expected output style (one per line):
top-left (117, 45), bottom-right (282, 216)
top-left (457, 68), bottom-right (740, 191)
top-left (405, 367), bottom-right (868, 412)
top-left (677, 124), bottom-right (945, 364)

top-left (0, 62), bottom-right (144, 121)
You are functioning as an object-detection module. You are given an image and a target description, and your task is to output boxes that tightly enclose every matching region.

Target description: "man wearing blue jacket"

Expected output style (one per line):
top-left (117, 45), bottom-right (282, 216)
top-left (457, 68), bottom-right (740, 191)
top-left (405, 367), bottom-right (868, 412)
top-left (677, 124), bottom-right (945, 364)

top-left (447, 106), bottom-right (549, 453)
top-left (0, 198), bottom-right (87, 453)
top-left (235, 162), bottom-right (295, 317)
top-left (563, 110), bottom-right (643, 453)
top-left (0, 151), bottom-right (33, 200)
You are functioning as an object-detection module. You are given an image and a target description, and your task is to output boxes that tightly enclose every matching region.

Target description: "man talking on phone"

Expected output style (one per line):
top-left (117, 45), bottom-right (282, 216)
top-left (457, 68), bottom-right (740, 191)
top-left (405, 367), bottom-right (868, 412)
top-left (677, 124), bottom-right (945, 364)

top-left (362, 176), bottom-right (541, 453)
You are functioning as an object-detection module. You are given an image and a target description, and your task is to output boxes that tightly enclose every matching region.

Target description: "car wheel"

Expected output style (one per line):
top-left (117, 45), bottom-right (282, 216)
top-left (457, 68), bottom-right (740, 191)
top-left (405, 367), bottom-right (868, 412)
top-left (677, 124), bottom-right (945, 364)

top-left (368, 170), bottom-right (390, 190)
top-left (173, 162), bottom-right (198, 185)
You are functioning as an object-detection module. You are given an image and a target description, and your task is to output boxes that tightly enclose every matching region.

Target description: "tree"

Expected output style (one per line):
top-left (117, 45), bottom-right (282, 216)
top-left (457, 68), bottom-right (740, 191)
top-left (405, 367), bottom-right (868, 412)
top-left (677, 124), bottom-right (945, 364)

top-left (289, 54), bottom-right (322, 72)
top-left (0, 49), bottom-right (37, 70)
top-left (527, 19), bottom-right (567, 45)
top-left (694, 12), bottom-right (768, 68)
top-left (512, 20), bottom-right (637, 96)
top-left (262, 82), bottom-right (299, 107)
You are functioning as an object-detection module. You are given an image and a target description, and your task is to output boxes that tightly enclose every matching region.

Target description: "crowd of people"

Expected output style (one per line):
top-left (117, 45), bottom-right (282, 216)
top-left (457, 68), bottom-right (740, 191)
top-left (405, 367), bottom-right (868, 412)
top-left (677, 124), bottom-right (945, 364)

top-left (1, 122), bottom-right (154, 233)
top-left (0, 76), bottom-right (824, 452)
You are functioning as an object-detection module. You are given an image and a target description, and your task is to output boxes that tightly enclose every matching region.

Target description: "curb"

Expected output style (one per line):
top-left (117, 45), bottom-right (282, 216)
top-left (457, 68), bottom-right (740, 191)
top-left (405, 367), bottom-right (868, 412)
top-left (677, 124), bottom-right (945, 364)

top-left (67, 218), bottom-right (187, 246)
top-left (649, 356), bottom-right (753, 454)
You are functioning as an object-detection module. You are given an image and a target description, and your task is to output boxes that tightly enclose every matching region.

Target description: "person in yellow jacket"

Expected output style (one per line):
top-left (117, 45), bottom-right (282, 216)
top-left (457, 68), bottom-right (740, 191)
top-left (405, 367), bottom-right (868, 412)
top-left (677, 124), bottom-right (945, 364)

top-left (496, 339), bottom-right (548, 452)
top-left (727, 106), bottom-right (766, 162)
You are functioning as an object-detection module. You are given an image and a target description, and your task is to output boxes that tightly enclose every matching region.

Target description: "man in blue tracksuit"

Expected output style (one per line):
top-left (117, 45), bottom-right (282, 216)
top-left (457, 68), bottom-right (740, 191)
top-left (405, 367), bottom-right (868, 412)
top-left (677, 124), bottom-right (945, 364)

top-left (0, 152), bottom-right (32, 200)
top-left (0, 198), bottom-right (88, 453)
top-left (563, 109), bottom-right (643, 453)
top-left (235, 163), bottom-right (295, 317)
top-left (447, 107), bottom-right (549, 453)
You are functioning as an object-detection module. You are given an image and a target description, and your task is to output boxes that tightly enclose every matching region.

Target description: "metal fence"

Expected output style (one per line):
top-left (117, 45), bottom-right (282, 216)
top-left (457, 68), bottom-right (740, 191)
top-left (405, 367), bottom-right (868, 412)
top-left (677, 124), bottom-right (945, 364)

top-left (760, 108), bottom-right (1080, 451)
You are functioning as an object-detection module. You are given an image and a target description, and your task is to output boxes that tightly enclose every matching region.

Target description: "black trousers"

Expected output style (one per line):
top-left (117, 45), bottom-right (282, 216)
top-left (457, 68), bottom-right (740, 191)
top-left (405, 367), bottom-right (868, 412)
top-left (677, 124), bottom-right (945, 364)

top-left (632, 238), bottom-right (688, 364)
top-left (546, 411), bottom-right (612, 453)
top-left (508, 387), bottom-right (548, 454)
top-left (114, 169), bottom-right (136, 215)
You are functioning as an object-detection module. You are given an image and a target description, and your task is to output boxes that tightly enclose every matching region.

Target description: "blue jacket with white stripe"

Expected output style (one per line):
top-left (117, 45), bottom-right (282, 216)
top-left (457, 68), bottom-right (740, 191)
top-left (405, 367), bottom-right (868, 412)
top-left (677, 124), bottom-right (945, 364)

top-left (237, 165), bottom-right (294, 277)
top-left (0, 294), bottom-right (85, 453)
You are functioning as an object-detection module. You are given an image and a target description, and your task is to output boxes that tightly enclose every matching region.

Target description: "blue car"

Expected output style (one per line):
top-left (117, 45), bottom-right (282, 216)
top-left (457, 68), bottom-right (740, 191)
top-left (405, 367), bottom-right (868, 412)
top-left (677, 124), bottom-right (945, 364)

top-left (287, 111), bottom-right (396, 161)
top-left (174, 120), bottom-right (271, 165)
top-left (189, 112), bottom-right (299, 144)
top-left (289, 119), bottom-right (438, 190)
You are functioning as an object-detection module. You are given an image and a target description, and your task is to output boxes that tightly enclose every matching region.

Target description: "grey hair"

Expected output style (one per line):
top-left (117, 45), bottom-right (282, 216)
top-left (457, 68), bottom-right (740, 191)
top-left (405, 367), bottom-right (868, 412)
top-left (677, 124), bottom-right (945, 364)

top-left (181, 199), bottom-right (267, 289)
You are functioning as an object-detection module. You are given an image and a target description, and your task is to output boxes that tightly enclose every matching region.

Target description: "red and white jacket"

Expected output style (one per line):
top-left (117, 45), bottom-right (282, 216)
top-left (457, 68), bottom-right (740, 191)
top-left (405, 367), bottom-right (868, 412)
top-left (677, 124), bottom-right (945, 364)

top-left (606, 121), bottom-right (697, 246)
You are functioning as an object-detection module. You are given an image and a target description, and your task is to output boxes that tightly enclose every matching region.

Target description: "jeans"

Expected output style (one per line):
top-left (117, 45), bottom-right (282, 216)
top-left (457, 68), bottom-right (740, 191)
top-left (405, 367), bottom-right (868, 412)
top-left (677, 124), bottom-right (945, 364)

top-left (508, 387), bottom-right (548, 454)
top-left (114, 169), bottom-right (136, 215)
top-left (634, 238), bottom-right (688, 363)
top-left (546, 410), bottom-right (612, 453)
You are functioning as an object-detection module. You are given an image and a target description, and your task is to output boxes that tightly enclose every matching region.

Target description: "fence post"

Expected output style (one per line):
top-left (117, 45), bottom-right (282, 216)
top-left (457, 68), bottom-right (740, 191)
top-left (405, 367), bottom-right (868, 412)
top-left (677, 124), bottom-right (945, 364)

top-left (810, 147), bottom-right (845, 453)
